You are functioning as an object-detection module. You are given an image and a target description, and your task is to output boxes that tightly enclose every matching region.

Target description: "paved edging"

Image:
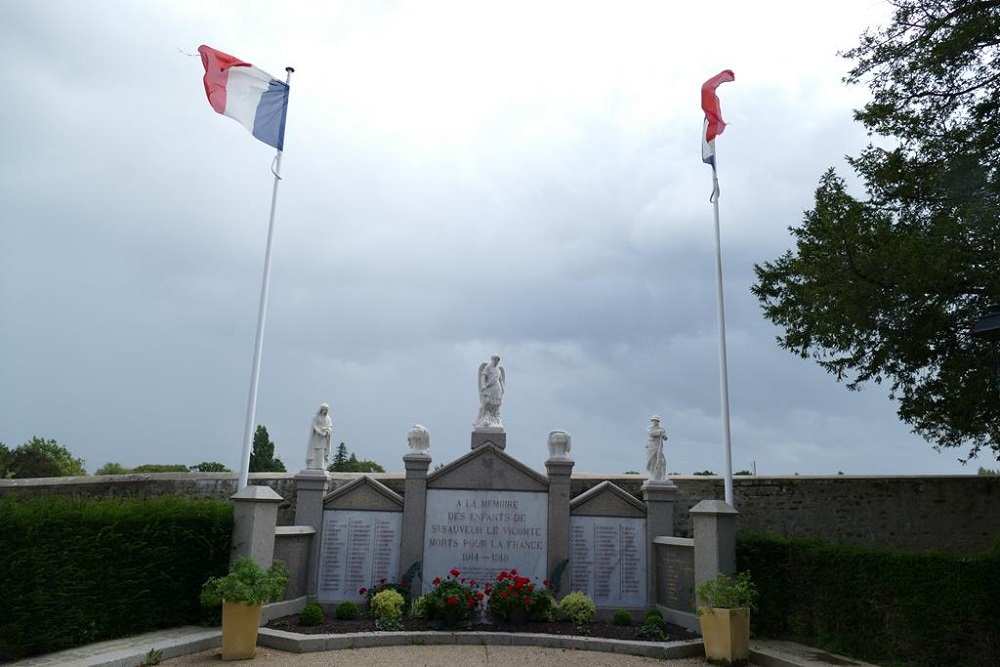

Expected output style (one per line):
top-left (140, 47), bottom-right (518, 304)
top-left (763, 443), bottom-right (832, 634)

top-left (258, 627), bottom-right (706, 660)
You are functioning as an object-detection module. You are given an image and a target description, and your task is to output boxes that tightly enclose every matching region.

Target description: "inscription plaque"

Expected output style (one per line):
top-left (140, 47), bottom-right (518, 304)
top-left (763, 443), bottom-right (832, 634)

top-left (316, 510), bottom-right (402, 603)
top-left (423, 489), bottom-right (547, 592)
top-left (569, 516), bottom-right (646, 607)
top-left (659, 538), bottom-right (695, 612)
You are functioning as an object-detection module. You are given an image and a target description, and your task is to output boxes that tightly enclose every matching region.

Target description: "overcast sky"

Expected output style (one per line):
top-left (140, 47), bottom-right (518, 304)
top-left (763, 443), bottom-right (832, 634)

top-left (1, 0), bottom-right (976, 478)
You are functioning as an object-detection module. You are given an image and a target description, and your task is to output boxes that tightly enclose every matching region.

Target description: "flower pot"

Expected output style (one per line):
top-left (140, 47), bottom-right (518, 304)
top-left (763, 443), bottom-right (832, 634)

top-left (221, 601), bottom-right (263, 660)
top-left (698, 606), bottom-right (750, 665)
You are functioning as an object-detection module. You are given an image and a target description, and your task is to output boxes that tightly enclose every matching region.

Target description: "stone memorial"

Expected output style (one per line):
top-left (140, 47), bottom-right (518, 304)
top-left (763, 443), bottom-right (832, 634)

top-left (316, 509), bottom-right (402, 602)
top-left (423, 488), bottom-right (548, 589)
top-left (569, 515), bottom-right (646, 607)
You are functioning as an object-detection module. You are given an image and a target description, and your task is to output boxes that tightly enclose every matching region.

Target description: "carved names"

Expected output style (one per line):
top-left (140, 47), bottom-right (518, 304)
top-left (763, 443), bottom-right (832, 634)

top-left (316, 510), bottom-right (401, 603)
top-left (569, 516), bottom-right (646, 607)
top-left (423, 489), bottom-right (547, 592)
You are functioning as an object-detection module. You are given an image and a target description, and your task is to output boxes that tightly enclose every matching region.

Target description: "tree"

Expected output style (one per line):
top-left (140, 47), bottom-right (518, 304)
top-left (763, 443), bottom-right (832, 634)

top-left (249, 425), bottom-right (286, 473)
top-left (190, 461), bottom-right (231, 472)
top-left (130, 464), bottom-right (190, 473)
top-left (3, 437), bottom-right (86, 478)
top-left (331, 442), bottom-right (348, 471)
top-left (752, 0), bottom-right (1000, 461)
top-left (95, 462), bottom-right (130, 475)
top-left (327, 444), bottom-right (385, 473)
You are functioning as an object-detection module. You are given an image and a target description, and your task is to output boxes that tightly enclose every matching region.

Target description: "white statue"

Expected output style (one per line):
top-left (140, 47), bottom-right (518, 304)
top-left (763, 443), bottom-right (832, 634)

top-left (473, 354), bottom-right (506, 429)
top-left (305, 403), bottom-right (333, 470)
top-left (645, 415), bottom-right (668, 481)
top-left (548, 430), bottom-right (571, 459)
top-left (407, 424), bottom-right (430, 453)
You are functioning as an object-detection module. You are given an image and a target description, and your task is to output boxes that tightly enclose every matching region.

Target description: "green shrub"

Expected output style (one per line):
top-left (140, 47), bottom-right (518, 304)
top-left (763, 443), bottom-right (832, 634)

top-left (557, 592), bottom-right (596, 625)
top-left (371, 589), bottom-right (405, 630)
top-left (420, 569), bottom-right (483, 629)
top-left (635, 621), bottom-right (667, 642)
top-left (738, 532), bottom-right (1000, 667)
top-left (0, 495), bottom-right (232, 662)
top-left (487, 570), bottom-right (555, 622)
top-left (696, 571), bottom-right (758, 611)
top-left (612, 609), bottom-right (633, 626)
top-left (299, 603), bottom-right (325, 626)
top-left (199, 556), bottom-right (289, 607)
top-left (645, 609), bottom-right (663, 622)
top-left (335, 601), bottom-right (359, 620)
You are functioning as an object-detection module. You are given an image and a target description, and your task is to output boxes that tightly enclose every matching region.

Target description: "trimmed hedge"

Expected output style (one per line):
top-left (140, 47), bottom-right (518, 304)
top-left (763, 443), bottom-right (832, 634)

top-left (0, 494), bottom-right (232, 661)
top-left (738, 532), bottom-right (1000, 667)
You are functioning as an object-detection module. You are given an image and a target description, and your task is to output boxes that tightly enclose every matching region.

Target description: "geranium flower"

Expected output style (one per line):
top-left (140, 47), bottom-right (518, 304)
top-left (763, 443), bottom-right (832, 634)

top-left (359, 587), bottom-right (367, 595)
top-left (450, 568), bottom-right (461, 577)
top-left (433, 577), bottom-right (442, 586)
top-left (447, 596), bottom-right (459, 606)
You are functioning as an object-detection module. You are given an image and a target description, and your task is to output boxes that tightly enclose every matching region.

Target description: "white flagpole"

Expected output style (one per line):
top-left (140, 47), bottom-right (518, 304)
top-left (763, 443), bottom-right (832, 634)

top-left (710, 154), bottom-right (735, 507)
top-left (238, 66), bottom-right (294, 491)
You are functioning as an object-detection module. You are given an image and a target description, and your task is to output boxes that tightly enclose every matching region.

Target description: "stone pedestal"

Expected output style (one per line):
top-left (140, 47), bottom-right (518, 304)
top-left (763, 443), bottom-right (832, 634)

top-left (231, 484), bottom-right (283, 568)
top-left (294, 469), bottom-right (330, 596)
top-left (401, 452), bottom-right (431, 586)
top-left (545, 457), bottom-right (575, 596)
top-left (471, 428), bottom-right (506, 450)
top-left (643, 479), bottom-right (678, 606)
top-left (690, 499), bottom-right (738, 600)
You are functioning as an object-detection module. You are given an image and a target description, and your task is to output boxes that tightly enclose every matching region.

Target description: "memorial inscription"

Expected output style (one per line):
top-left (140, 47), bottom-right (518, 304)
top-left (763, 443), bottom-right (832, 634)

top-left (316, 510), bottom-right (402, 603)
top-left (423, 489), bottom-right (547, 591)
top-left (569, 516), bottom-right (646, 607)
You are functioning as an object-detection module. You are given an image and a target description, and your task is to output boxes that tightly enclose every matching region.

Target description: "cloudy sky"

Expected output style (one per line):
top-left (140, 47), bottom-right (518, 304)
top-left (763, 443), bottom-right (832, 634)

top-left (1, 0), bottom-right (975, 478)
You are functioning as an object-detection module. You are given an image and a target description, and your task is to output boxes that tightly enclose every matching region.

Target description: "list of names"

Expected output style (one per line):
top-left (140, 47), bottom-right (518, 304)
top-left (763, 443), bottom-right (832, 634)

top-left (569, 516), bottom-right (646, 607)
top-left (316, 510), bottom-right (402, 603)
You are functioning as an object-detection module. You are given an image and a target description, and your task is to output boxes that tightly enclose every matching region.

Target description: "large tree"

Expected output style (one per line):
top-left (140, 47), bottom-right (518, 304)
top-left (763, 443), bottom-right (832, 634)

top-left (1, 437), bottom-right (87, 477)
top-left (752, 0), bottom-right (1000, 461)
top-left (249, 425), bottom-right (286, 473)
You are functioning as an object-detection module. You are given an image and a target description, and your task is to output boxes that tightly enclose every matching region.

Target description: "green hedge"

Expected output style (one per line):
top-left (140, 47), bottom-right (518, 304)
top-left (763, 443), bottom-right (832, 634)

top-left (0, 495), bottom-right (232, 661)
top-left (738, 533), bottom-right (1000, 667)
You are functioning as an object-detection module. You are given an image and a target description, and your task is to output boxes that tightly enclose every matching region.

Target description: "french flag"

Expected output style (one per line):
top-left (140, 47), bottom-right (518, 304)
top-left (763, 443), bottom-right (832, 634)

top-left (198, 45), bottom-right (290, 151)
top-left (701, 69), bottom-right (735, 172)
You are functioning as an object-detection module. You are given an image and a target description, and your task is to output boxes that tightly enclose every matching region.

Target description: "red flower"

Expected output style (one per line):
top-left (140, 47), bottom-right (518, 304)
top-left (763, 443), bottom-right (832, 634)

top-left (359, 587), bottom-right (367, 595)
top-left (447, 596), bottom-right (459, 606)
top-left (468, 598), bottom-right (475, 606)
top-left (543, 579), bottom-right (549, 587)
top-left (476, 592), bottom-right (484, 600)
top-left (379, 578), bottom-right (386, 584)
top-left (450, 568), bottom-right (461, 577)
top-left (502, 591), bottom-right (509, 598)
top-left (510, 569), bottom-right (518, 575)
top-left (433, 577), bottom-right (442, 586)
top-left (470, 580), bottom-right (477, 587)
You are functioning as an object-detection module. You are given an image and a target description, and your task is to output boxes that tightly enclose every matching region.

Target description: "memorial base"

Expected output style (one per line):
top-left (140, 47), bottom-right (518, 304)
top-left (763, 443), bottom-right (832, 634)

top-left (471, 429), bottom-right (506, 450)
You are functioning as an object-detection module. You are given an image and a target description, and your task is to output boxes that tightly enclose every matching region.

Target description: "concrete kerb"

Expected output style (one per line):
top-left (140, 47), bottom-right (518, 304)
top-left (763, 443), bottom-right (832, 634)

top-left (256, 628), bottom-right (707, 660)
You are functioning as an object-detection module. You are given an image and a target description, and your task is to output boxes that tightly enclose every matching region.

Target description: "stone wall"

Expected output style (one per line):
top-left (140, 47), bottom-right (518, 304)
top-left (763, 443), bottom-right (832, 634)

top-left (4, 472), bottom-right (998, 553)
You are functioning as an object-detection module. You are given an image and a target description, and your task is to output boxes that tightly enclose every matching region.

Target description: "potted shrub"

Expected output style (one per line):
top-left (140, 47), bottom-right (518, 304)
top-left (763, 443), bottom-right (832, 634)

top-left (696, 571), bottom-right (758, 665)
top-left (200, 556), bottom-right (289, 660)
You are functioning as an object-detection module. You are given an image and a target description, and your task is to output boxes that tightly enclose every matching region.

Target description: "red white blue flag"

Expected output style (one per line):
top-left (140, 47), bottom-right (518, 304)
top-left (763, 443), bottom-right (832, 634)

top-left (198, 45), bottom-right (290, 151)
top-left (701, 69), bottom-right (735, 173)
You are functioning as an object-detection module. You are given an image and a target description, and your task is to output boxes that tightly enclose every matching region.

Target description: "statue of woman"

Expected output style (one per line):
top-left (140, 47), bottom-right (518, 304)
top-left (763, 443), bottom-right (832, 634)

top-left (305, 403), bottom-right (333, 470)
top-left (645, 415), bottom-right (668, 482)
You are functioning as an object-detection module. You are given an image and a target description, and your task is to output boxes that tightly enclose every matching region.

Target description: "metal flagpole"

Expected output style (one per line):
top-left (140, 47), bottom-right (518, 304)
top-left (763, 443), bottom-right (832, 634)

top-left (238, 66), bottom-right (295, 491)
top-left (710, 159), bottom-right (735, 507)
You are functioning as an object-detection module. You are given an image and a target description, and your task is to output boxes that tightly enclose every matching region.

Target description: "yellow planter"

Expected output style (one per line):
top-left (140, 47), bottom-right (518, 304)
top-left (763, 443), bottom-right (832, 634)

top-left (698, 606), bottom-right (750, 665)
top-left (221, 601), bottom-right (263, 661)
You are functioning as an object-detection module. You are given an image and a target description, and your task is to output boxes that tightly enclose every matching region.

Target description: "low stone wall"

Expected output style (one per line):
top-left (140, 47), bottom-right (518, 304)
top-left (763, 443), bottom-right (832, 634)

top-left (4, 472), bottom-right (998, 553)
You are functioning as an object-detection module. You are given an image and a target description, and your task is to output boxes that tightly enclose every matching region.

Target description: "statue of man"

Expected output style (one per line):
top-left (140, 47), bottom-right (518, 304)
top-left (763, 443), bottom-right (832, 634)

top-left (474, 354), bottom-right (506, 429)
top-left (305, 403), bottom-right (333, 470)
top-left (645, 415), bottom-right (668, 481)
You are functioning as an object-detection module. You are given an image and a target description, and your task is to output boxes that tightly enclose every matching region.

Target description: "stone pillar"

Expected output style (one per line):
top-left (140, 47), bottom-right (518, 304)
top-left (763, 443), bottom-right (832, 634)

top-left (294, 469), bottom-right (330, 597)
top-left (690, 499), bottom-right (738, 603)
top-left (401, 451), bottom-right (431, 587)
top-left (643, 479), bottom-right (677, 606)
top-left (545, 456), bottom-right (574, 597)
top-left (231, 484), bottom-right (283, 568)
